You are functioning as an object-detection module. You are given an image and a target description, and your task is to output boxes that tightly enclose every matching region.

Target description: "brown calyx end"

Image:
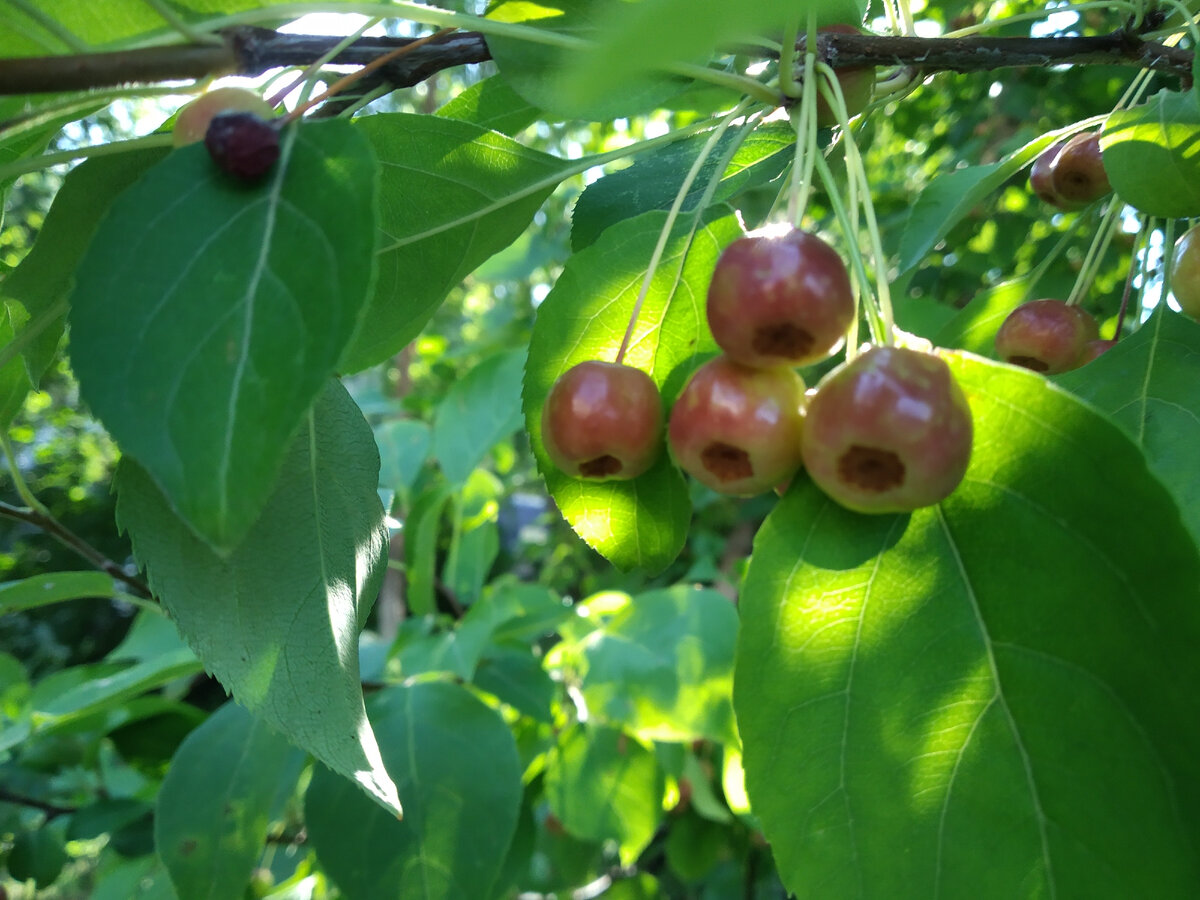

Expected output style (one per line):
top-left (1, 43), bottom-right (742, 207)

top-left (701, 442), bottom-right (754, 482)
top-left (838, 445), bottom-right (905, 492)
top-left (1007, 355), bottom-right (1050, 373)
top-left (752, 323), bottom-right (814, 359)
top-left (579, 456), bottom-right (623, 478)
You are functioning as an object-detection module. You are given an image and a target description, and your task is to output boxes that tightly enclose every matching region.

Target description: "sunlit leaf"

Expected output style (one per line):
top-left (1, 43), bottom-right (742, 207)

top-left (1101, 89), bottom-right (1200, 218)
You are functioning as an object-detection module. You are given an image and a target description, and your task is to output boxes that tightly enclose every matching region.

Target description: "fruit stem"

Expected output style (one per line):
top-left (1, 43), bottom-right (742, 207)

top-left (818, 63), bottom-right (894, 346)
top-left (143, 0), bottom-right (226, 46)
top-left (614, 99), bottom-right (756, 365)
top-left (785, 40), bottom-right (819, 228)
top-left (281, 27), bottom-right (455, 123)
top-left (1066, 199), bottom-right (1122, 307)
top-left (0, 132), bottom-right (174, 185)
top-left (778, 18), bottom-right (801, 99)
top-left (1115, 218), bottom-right (1151, 339)
top-left (267, 15), bottom-right (384, 109)
top-left (1161, 218), bottom-right (1177, 310)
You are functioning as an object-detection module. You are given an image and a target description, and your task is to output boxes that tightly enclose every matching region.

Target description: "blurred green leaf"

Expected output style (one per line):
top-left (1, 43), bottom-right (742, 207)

top-left (375, 419), bottom-right (431, 497)
top-left (7, 823), bottom-right (68, 887)
top-left (306, 681), bottom-right (523, 900)
top-left (432, 349), bottom-right (526, 486)
top-left (437, 75), bottom-right (542, 135)
top-left (736, 353), bottom-right (1200, 898)
top-left (0, 570), bottom-right (114, 615)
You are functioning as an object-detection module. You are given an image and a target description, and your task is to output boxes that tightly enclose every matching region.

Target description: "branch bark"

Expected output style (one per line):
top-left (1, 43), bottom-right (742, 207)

top-left (0, 26), bottom-right (1192, 97)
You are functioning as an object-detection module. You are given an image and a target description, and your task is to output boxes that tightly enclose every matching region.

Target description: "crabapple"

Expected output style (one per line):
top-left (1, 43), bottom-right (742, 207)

top-left (1079, 338), bottom-right (1117, 364)
top-left (205, 112), bottom-right (281, 181)
top-left (541, 360), bottom-right (663, 481)
top-left (1172, 224), bottom-right (1200, 318)
top-left (800, 346), bottom-right (973, 513)
top-left (1051, 132), bottom-right (1111, 207)
top-left (994, 299), bottom-right (1097, 373)
top-left (668, 356), bottom-right (805, 496)
top-left (1030, 140), bottom-right (1071, 208)
top-left (706, 228), bottom-right (854, 368)
top-left (173, 86), bottom-right (274, 147)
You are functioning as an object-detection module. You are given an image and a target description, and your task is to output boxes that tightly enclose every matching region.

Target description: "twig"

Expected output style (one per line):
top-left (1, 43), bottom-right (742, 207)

top-left (0, 500), bottom-right (153, 599)
top-left (0, 787), bottom-right (76, 820)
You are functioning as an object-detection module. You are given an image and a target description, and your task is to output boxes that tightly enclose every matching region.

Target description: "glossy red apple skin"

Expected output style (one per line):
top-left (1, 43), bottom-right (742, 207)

top-left (1172, 224), bottom-right (1200, 318)
top-left (205, 112), bottom-right (281, 181)
top-left (800, 346), bottom-right (973, 513)
top-left (994, 299), bottom-right (1097, 374)
top-left (668, 356), bottom-right (805, 497)
top-left (707, 229), bottom-right (854, 369)
top-left (1030, 140), bottom-right (1073, 208)
top-left (544, 362), bottom-right (667, 482)
top-left (1079, 338), bottom-right (1117, 364)
top-left (1051, 132), bottom-right (1110, 206)
top-left (173, 87), bottom-right (274, 147)
top-left (541, 361), bottom-right (663, 481)
top-left (814, 25), bottom-right (874, 127)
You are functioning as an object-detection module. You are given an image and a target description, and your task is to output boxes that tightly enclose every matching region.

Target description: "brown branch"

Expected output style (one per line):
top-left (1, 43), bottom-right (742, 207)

top-left (0, 787), bottom-right (76, 820)
top-left (0, 499), bottom-right (153, 599)
top-left (0, 26), bottom-right (1192, 97)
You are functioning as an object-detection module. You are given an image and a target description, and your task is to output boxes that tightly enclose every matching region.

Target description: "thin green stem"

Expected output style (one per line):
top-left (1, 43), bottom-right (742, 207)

top-left (1066, 199), bottom-right (1123, 307)
top-left (1115, 217), bottom-right (1151, 338)
top-left (337, 81), bottom-right (394, 117)
top-left (376, 115), bottom-right (724, 256)
top-left (1161, 219), bottom-right (1177, 308)
top-left (1, 433), bottom-right (45, 514)
top-left (269, 16), bottom-right (384, 108)
top-left (786, 48), bottom-right (818, 228)
top-left (779, 19), bottom-right (800, 99)
top-left (0, 133), bottom-right (173, 185)
top-left (140, 0), bottom-right (224, 45)
top-left (946, 1), bottom-right (1140, 38)
top-left (614, 99), bottom-right (753, 364)
top-left (896, 0), bottom-right (916, 36)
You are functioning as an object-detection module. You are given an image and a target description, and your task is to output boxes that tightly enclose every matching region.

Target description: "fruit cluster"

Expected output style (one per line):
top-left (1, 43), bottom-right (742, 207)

top-left (542, 228), bottom-right (975, 514)
top-left (1029, 132), bottom-right (1111, 210)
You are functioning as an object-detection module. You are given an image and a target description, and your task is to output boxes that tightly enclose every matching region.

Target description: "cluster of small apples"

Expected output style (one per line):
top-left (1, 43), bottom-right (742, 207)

top-left (172, 86), bottom-right (282, 180)
top-left (542, 228), bottom-right (975, 514)
top-left (1029, 132), bottom-right (1111, 210)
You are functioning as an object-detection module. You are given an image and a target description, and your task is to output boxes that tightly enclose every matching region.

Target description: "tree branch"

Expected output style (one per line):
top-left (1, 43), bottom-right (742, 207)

top-left (0, 500), bottom-right (153, 599)
top-left (0, 787), bottom-right (76, 820)
top-left (0, 26), bottom-right (1192, 97)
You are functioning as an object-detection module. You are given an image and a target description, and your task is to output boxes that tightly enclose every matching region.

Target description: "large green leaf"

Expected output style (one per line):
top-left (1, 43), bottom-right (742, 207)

top-left (572, 586), bottom-right (738, 743)
top-left (0, 571), bottom-right (115, 615)
top-left (523, 207), bottom-right (743, 572)
top-left (2, 146), bottom-right (166, 384)
top-left (436, 75), bottom-right (541, 136)
top-left (1057, 307), bottom-right (1200, 544)
top-left (1101, 89), bottom-right (1200, 218)
top-left (544, 724), bottom-right (665, 865)
top-left (571, 120), bottom-right (793, 251)
top-left (305, 681), bottom-right (523, 900)
top-left (71, 119), bottom-right (377, 552)
top-left (735, 353), bottom-right (1200, 898)
top-left (431, 348), bottom-right (526, 486)
top-left (342, 114), bottom-right (571, 372)
top-left (486, 0), bottom-right (690, 121)
top-left (157, 702), bottom-right (305, 900)
top-left (115, 379), bottom-right (400, 816)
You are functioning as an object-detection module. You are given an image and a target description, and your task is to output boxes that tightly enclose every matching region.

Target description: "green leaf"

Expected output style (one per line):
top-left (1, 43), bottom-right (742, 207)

top-left (436, 75), bottom-right (541, 135)
top-left (574, 585), bottom-right (738, 743)
top-left (157, 702), bottom-right (305, 900)
top-left (1057, 307), bottom-right (1200, 544)
top-left (931, 277), bottom-right (1032, 356)
top-left (474, 646), bottom-right (557, 722)
top-left (523, 207), bottom-right (743, 572)
top-left (305, 681), bottom-right (523, 900)
top-left (444, 470), bottom-right (503, 605)
top-left (432, 348), bottom-right (526, 486)
top-left (71, 120), bottom-right (378, 551)
top-left (0, 302), bottom-right (31, 426)
top-left (30, 653), bottom-right (201, 726)
top-left (115, 379), bottom-right (400, 816)
top-left (486, 0), bottom-right (690, 121)
top-left (404, 482), bottom-right (454, 617)
top-left (0, 571), bottom-right (115, 614)
top-left (735, 353), bottom-right (1200, 898)
top-left (539, 0), bottom-right (865, 118)
top-left (68, 798), bottom-right (153, 841)
top-left (1101, 89), bottom-right (1200, 218)
top-left (342, 114), bottom-right (571, 372)
top-left (896, 131), bottom-right (1067, 274)
top-left (544, 724), bottom-right (664, 865)
top-left (375, 419), bottom-right (431, 497)
top-left (2, 146), bottom-right (166, 384)
top-left (571, 120), bottom-right (793, 251)
top-left (0, 95), bottom-right (106, 197)
top-left (7, 825), bottom-right (68, 888)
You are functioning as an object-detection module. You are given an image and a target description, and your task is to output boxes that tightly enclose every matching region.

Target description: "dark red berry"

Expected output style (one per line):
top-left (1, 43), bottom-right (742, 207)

top-left (541, 361), bottom-right (663, 481)
top-left (801, 346), bottom-right (973, 513)
top-left (205, 112), bottom-right (281, 181)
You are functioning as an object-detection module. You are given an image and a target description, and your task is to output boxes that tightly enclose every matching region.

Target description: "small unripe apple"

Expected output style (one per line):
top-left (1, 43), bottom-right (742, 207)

top-left (801, 346), bottom-right (973, 513)
top-left (541, 360), bottom-right (663, 481)
top-left (994, 299), bottom-right (1097, 373)
top-left (814, 25), bottom-right (874, 127)
top-left (1030, 140), bottom-right (1072, 208)
top-left (706, 228), bottom-right (854, 369)
top-left (1051, 132), bottom-right (1110, 207)
top-left (205, 112), bottom-right (281, 181)
top-left (668, 356), bottom-right (805, 496)
top-left (1172, 224), bottom-right (1200, 318)
top-left (173, 86), bottom-right (274, 147)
